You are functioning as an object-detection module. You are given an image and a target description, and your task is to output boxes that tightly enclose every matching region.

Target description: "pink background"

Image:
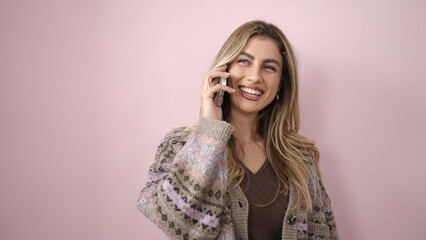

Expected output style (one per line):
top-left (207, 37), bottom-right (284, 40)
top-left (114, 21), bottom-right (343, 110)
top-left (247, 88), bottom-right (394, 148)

top-left (1, 1), bottom-right (425, 239)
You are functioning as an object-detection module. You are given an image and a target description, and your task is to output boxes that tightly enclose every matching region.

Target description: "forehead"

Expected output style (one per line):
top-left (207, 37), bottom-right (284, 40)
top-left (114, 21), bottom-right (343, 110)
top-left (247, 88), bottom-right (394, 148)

top-left (241, 35), bottom-right (282, 62)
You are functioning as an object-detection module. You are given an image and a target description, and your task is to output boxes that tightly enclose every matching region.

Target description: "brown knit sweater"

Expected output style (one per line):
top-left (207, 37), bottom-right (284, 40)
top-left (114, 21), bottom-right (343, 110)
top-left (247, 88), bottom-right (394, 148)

top-left (241, 160), bottom-right (289, 239)
top-left (137, 118), bottom-right (339, 239)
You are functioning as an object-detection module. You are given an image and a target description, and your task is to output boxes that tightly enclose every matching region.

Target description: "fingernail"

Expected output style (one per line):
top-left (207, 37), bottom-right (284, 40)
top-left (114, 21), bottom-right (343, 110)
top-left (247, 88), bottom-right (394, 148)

top-left (231, 88), bottom-right (236, 92)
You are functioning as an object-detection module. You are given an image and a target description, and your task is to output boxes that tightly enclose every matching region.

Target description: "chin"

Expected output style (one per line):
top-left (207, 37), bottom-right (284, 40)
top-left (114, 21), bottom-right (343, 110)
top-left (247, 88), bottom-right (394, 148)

top-left (230, 102), bottom-right (267, 115)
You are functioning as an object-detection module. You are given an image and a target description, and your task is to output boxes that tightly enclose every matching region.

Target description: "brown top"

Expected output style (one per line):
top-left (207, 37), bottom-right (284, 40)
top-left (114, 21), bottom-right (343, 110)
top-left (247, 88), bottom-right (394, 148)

top-left (240, 160), bottom-right (289, 240)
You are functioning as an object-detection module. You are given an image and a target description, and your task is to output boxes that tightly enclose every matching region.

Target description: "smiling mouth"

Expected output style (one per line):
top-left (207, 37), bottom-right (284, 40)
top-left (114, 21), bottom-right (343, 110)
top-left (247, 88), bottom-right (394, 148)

top-left (238, 87), bottom-right (263, 96)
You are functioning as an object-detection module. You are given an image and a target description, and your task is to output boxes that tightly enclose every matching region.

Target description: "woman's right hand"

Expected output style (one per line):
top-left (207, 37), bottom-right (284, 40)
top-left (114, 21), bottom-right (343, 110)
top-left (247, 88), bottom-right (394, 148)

top-left (199, 65), bottom-right (236, 120)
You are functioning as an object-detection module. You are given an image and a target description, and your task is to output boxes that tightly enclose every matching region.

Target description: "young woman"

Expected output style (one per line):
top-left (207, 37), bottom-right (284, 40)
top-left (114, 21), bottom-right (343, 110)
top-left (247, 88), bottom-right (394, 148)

top-left (137, 20), bottom-right (339, 240)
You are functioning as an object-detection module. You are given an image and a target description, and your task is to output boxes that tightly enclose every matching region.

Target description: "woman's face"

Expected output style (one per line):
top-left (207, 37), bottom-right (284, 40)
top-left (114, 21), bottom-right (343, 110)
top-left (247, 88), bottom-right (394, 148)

top-left (227, 35), bottom-right (283, 116)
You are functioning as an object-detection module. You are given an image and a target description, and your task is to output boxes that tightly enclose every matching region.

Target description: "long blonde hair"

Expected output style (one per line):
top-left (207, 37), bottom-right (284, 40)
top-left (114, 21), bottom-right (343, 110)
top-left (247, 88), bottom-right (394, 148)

top-left (209, 20), bottom-right (321, 213)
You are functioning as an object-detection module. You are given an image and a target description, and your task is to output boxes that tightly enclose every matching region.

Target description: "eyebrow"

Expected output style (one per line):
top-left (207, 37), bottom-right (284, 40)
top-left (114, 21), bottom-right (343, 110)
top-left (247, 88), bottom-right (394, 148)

top-left (240, 52), bottom-right (281, 68)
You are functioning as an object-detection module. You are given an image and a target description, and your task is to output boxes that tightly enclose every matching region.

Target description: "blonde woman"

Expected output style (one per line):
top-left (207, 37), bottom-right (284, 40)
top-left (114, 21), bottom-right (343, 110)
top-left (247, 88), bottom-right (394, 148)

top-left (137, 20), bottom-right (339, 240)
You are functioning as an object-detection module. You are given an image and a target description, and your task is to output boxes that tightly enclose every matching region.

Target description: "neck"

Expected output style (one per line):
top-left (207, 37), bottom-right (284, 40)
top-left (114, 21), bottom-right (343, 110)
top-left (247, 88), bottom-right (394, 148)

top-left (226, 109), bottom-right (261, 146)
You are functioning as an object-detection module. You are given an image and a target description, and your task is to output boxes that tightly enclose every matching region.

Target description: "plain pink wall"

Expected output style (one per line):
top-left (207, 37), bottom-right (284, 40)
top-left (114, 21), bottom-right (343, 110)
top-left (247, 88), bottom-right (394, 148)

top-left (1, 0), bottom-right (425, 239)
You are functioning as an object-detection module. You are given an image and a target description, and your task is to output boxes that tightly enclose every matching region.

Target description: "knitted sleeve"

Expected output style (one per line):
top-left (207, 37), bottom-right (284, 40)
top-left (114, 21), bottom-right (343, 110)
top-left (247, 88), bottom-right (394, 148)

top-left (137, 118), bottom-right (235, 240)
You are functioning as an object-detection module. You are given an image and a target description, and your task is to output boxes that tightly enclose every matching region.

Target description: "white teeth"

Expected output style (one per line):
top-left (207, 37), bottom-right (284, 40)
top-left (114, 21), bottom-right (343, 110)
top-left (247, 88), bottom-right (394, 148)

top-left (239, 87), bottom-right (262, 96)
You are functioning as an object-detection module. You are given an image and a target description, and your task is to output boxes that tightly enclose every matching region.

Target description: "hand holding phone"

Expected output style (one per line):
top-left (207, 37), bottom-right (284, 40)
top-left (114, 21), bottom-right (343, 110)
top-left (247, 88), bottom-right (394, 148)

top-left (200, 65), bottom-right (234, 120)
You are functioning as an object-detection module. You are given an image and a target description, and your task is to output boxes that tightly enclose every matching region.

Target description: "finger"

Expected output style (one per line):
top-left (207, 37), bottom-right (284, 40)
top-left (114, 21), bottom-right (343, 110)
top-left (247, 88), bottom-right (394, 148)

top-left (206, 64), bottom-right (228, 81)
top-left (202, 71), bottom-right (230, 90)
top-left (211, 64), bottom-right (228, 73)
top-left (203, 84), bottom-right (236, 98)
top-left (209, 78), bottom-right (219, 89)
top-left (216, 64), bottom-right (227, 70)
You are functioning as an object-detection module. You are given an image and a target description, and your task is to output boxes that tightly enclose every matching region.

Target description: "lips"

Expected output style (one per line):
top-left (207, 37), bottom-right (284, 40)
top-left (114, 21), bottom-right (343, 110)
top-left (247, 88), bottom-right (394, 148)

top-left (238, 85), bottom-right (264, 101)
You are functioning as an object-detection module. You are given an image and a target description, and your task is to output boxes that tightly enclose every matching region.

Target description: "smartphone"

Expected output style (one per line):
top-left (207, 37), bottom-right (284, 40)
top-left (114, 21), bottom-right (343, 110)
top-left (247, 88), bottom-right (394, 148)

top-left (215, 76), bottom-right (227, 107)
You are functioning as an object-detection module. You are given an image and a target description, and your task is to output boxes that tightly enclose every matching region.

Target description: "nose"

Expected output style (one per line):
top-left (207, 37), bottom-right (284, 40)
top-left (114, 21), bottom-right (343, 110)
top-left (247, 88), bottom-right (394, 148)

top-left (247, 65), bottom-right (262, 83)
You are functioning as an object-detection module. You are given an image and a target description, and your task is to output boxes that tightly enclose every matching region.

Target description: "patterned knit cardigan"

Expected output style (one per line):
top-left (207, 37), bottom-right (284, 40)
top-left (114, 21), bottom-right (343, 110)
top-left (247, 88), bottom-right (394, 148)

top-left (137, 118), bottom-right (339, 240)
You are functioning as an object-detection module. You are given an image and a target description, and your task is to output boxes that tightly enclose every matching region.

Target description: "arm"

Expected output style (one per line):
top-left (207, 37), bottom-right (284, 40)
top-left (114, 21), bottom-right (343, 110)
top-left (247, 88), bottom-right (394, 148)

top-left (137, 118), bottom-right (235, 240)
top-left (317, 176), bottom-right (339, 240)
top-left (308, 154), bottom-right (339, 240)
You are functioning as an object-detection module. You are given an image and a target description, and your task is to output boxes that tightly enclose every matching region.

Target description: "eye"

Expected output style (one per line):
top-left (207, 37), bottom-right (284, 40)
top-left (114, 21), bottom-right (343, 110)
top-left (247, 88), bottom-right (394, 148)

top-left (264, 65), bottom-right (277, 72)
top-left (237, 58), bottom-right (250, 64)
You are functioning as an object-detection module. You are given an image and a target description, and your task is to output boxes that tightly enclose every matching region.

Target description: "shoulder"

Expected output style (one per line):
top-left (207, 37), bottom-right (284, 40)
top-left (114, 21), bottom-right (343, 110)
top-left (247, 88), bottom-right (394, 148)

top-left (294, 145), bottom-right (317, 172)
top-left (293, 146), bottom-right (323, 194)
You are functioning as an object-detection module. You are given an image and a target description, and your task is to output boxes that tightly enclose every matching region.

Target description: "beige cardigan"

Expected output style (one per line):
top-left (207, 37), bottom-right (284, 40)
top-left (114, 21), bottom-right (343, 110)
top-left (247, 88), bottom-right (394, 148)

top-left (137, 118), bottom-right (339, 239)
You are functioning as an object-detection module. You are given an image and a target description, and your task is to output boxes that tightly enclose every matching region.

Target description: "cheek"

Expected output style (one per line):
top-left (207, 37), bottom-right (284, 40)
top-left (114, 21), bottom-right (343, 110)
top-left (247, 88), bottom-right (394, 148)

top-left (228, 70), bottom-right (245, 87)
top-left (270, 77), bottom-right (282, 91)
